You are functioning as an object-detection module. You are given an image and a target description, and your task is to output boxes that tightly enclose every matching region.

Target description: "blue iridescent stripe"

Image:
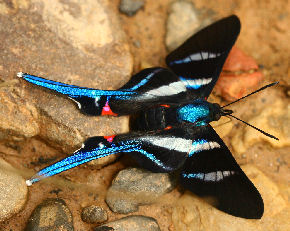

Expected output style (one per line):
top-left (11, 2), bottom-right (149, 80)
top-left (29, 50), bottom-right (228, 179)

top-left (22, 73), bottom-right (136, 98)
top-left (182, 173), bottom-right (204, 179)
top-left (179, 76), bottom-right (201, 89)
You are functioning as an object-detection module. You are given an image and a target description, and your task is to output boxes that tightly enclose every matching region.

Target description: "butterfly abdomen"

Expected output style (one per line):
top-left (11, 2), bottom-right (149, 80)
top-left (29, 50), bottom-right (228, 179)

top-left (129, 106), bottom-right (177, 131)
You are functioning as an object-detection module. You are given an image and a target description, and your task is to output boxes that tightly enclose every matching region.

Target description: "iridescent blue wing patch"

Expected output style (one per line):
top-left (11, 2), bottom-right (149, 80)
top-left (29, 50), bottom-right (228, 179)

top-left (166, 15), bottom-right (241, 98)
top-left (180, 125), bottom-right (264, 219)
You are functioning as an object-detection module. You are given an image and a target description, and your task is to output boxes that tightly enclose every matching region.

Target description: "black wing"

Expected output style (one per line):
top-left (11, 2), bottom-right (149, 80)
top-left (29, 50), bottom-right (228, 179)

top-left (18, 68), bottom-right (188, 116)
top-left (26, 127), bottom-right (191, 185)
top-left (166, 15), bottom-right (241, 98)
top-left (180, 125), bottom-right (264, 219)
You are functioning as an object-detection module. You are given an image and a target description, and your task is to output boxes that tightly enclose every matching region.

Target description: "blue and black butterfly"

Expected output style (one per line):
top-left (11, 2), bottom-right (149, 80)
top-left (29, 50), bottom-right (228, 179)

top-left (19, 15), bottom-right (275, 219)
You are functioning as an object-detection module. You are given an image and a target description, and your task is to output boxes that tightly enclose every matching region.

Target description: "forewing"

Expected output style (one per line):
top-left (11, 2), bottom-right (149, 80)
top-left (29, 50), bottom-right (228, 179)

top-left (180, 125), bottom-right (264, 219)
top-left (166, 15), bottom-right (241, 98)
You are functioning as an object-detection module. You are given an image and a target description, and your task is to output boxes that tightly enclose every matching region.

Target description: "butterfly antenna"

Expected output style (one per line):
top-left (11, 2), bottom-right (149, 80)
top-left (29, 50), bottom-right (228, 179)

top-left (222, 82), bottom-right (279, 108)
top-left (228, 114), bottom-right (279, 140)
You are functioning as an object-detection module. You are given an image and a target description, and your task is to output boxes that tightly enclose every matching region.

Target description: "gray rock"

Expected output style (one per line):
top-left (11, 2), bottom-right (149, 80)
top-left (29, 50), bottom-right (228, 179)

top-left (119, 0), bottom-right (145, 16)
top-left (106, 168), bottom-right (176, 214)
top-left (94, 215), bottom-right (160, 231)
top-left (25, 198), bottom-right (73, 231)
top-left (81, 205), bottom-right (108, 223)
top-left (0, 158), bottom-right (28, 222)
top-left (166, 0), bottom-right (216, 51)
top-left (0, 0), bottom-right (132, 168)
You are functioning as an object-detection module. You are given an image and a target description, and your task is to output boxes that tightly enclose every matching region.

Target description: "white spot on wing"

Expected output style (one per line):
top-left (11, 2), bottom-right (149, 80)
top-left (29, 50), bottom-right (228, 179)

top-left (190, 141), bottom-right (220, 154)
top-left (17, 72), bottom-right (24, 78)
top-left (69, 97), bottom-right (82, 109)
top-left (26, 180), bottom-right (32, 186)
top-left (139, 136), bottom-right (192, 153)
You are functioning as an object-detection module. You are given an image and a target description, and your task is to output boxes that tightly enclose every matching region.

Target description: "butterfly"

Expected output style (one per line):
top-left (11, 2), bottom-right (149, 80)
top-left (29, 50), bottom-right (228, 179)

top-left (19, 15), bottom-right (268, 219)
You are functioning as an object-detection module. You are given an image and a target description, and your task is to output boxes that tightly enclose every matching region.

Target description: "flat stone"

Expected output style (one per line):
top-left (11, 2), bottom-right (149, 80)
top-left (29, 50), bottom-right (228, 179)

top-left (94, 215), bottom-right (161, 231)
top-left (0, 158), bottom-right (28, 222)
top-left (0, 0), bottom-right (132, 167)
top-left (106, 168), bottom-right (176, 214)
top-left (25, 198), bottom-right (74, 231)
top-left (172, 165), bottom-right (288, 231)
top-left (81, 205), bottom-right (108, 224)
top-left (119, 0), bottom-right (145, 16)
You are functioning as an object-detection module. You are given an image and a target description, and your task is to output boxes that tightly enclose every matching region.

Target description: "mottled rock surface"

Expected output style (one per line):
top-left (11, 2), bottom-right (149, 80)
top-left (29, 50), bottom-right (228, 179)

top-left (25, 198), bottom-right (73, 231)
top-left (106, 168), bottom-right (176, 213)
top-left (119, 0), bottom-right (145, 16)
top-left (0, 0), bottom-right (132, 167)
top-left (172, 165), bottom-right (288, 231)
top-left (81, 205), bottom-right (108, 224)
top-left (94, 215), bottom-right (161, 231)
top-left (0, 158), bottom-right (27, 222)
top-left (232, 91), bottom-right (289, 154)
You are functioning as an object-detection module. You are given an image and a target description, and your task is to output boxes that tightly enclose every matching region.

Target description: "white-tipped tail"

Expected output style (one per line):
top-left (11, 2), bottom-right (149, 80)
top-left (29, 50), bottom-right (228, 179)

top-left (26, 179), bottom-right (33, 186)
top-left (17, 72), bottom-right (24, 78)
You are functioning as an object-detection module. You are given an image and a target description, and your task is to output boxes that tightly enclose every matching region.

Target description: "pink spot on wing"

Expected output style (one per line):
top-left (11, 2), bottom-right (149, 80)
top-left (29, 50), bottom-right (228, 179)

top-left (104, 135), bottom-right (116, 142)
top-left (101, 101), bottom-right (118, 116)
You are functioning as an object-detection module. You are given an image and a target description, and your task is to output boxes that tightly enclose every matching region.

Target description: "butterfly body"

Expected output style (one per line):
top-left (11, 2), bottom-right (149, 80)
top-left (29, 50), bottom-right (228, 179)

top-left (19, 15), bottom-right (265, 219)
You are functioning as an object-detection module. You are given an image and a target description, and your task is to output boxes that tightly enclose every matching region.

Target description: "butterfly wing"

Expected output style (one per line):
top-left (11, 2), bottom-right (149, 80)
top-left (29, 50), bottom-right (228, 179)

top-left (18, 68), bottom-right (189, 116)
top-left (180, 125), bottom-right (263, 219)
top-left (27, 127), bottom-right (191, 185)
top-left (166, 15), bottom-right (241, 98)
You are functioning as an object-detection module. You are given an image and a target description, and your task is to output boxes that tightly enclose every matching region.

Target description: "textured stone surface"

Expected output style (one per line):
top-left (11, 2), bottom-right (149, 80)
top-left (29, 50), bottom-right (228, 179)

top-left (119, 0), bottom-right (145, 16)
top-left (81, 205), bottom-right (108, 224)
top-left (172, 165), bottom-right (288, 231)
top-left (231, 93), bottom-right (290, 154)
top-left (94, 215), bottom-right (161, 231)
top-left (25, 198), bottom-right (73, 231)
top-left (0, 0), bottom-right (132, 167)
top-left (216, 47), bottom-right (264, 101)
top-left (106, 168), bottom-right (176, 214)
top-left (0, 158), bottom-right (28, 222)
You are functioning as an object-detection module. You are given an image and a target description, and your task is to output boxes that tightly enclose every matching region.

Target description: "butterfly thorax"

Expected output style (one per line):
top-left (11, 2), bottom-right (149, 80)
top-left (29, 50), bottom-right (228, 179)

top-left (177, 99), bottom-right (222, 126)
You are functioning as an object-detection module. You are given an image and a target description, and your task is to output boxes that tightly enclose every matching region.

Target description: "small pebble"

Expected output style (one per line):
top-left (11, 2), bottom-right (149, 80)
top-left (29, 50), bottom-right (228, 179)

top-left (81, 205), bottom-right (108, 223)
top-left (94, 215), bottom-right (161, 231)
top-left (25, 198), bottom-right (73, 231)
top-left (119, 0), bottom-right (145, 16)
top-left (106, 168), bottom-right (176, 214)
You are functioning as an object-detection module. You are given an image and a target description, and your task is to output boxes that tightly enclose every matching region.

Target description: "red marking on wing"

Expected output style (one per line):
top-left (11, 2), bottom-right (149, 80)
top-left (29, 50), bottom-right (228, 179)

top-left (160, 104), bottom-right (170, 108)
top-left (164, 126), bottom-right (172, 130)
top-left (101, 101), bottom-right (118, 116)
top-left (104, 135), bottom-right (116, 142)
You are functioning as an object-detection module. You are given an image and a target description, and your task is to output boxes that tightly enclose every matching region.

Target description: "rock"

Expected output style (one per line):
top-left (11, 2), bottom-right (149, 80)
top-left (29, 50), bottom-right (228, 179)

top-left (119, 0), bottom-right (145, 16)
top-left (215, 47), bottom-right (263, 101)
top-left (94, 215), bottom-right (161, 231)
top-left (106, 168), bottom-right (176, 214)
top-left (172, 165), bottom-right (288, 231)
top-left (165, 1), bottom-right (200, 52)
top-left (0, 0), bottom-right (132, 168)
top-left (231, 93), bottom-right (290, 154)
top-left (211, 116), bottom-right (233, 138)
top-left (165, 1), bottom-right (216, 51)
top-left (0, 158), bottom-right (28, 221)
top-left (25, 198), bottom-right (73, 231)
top-left (81, 205), bottom-right (108, 224)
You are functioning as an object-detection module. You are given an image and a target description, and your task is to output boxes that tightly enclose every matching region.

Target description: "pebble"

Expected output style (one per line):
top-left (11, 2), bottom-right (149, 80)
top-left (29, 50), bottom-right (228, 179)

top-left (81, 205), bottom-right (108, 223)
top-left (119, 0), bottom-right (145, 16)
top-left (172, 165), bottom-right (288, 231)
top-left (216, 47), bottom-right (263, 101)
top-left (25, 198), bottom-right (73, 231)
top-left (94, 215), bottom-right (161, 231)
top-left (106, 168), bottom-right (176, 214)
top-left (0, 158), bottom-right (28, 222)
top-left (166, 1), bottom-right (200, 52)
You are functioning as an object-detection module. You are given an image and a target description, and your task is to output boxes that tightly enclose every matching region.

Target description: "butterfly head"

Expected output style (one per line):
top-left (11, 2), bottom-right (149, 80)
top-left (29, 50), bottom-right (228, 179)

top-left (210, 103), bottom-right (233, 121)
